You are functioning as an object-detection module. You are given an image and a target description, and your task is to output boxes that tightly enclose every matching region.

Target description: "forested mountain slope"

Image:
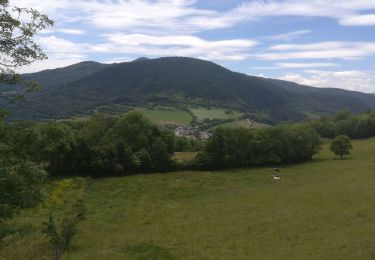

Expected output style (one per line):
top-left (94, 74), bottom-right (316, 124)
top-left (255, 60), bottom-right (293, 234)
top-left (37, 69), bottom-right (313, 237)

top-left (3, 57), bottom-right (375, 122)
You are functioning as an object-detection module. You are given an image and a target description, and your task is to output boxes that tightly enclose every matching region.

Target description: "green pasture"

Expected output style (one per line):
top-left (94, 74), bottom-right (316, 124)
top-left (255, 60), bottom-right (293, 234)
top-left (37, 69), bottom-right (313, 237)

top-left (209, 119), bottom-right (270, 130)
top-left (134, 107), bottom-right (192, 125)
top-left (2, 138), bottom-right (375, 259)
top-left (189, 107), bottom-right (243, 122)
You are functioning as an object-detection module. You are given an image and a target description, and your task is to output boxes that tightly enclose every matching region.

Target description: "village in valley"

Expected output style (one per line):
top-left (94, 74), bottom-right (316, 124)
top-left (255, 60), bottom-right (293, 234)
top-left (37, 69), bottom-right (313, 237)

top-left (172, 118), bottom-right (255, 140)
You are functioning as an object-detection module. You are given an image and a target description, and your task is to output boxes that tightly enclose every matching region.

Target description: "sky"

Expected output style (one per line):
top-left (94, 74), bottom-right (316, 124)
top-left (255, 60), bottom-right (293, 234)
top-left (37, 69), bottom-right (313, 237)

top-left (12, 0), bottom-right (375, 93)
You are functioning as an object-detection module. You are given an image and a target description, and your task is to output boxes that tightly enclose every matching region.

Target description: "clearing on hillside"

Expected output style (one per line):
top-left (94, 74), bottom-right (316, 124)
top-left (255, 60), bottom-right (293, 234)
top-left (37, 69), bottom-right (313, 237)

top-left (134, 107), bottom-right (192, 125)
top-left (190, 107), bottom-right (243, 122)
top-left (209, 119), bottom-right (270, 130)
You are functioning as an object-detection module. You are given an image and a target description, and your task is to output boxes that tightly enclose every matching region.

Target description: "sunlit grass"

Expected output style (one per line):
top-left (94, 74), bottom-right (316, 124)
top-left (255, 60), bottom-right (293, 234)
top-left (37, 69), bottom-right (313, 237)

top-left (135, 107), bottom-right (192, 125)
top-left (209, 119), bottom-right (270, 130)
top-left (63, 138), bottom-right (375, 259)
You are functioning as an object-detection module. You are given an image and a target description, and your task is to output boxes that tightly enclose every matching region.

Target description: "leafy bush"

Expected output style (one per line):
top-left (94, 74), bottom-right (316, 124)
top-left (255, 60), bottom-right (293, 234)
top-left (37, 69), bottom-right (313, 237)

top-left (0, 161), bottom-right (46, 221)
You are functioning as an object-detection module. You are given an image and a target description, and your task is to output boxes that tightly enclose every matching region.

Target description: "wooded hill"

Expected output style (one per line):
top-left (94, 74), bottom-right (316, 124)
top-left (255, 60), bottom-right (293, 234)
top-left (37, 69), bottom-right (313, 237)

top-left (2, 57), bottom-right (375, 122)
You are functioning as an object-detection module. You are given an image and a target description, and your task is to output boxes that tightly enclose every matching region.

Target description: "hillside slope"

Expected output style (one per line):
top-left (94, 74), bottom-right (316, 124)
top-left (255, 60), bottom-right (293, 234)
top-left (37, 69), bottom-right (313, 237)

top-left (3, 57), bottom-right (375, 122)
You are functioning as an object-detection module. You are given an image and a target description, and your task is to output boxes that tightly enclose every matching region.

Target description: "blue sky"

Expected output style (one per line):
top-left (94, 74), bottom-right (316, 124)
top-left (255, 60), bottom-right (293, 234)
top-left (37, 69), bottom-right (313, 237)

top-left (13, 0), bottom-right (375, 92)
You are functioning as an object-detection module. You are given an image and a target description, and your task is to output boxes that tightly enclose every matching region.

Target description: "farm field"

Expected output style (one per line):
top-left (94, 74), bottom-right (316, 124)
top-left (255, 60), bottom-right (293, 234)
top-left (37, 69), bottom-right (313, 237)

top-left (134, 107), bottom-right (192, 125)
top-left (189, 107), bottom-right (243, 122)
top-left (2, 138), bottom-right (375, 259)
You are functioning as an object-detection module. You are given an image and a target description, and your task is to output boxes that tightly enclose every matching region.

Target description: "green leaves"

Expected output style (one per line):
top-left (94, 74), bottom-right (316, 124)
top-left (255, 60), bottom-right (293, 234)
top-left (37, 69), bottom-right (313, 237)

top-left (197, 125), bottom-right (321, 169)
top-left (0, 0), bottom-right (53, 100)
top-left (330, 135), bottom-right (353, 160)
top-left (0, 161), bottom-right (47, 221)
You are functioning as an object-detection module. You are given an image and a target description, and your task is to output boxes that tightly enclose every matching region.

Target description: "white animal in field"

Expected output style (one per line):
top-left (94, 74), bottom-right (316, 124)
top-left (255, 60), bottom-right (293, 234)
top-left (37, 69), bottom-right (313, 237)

top-left (272, 168), bottom-right (281, 180)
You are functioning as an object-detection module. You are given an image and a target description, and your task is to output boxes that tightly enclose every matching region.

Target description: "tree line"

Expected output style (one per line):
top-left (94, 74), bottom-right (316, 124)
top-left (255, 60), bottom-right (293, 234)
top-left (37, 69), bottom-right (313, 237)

top-left (7, 112), bottom-right (176, 177)
top-left (195, 124), bottom-right (321, 169)
top-left (309, 109), bottom-right (375, 139)
top-left (6, 108), bottom-right (371, 179)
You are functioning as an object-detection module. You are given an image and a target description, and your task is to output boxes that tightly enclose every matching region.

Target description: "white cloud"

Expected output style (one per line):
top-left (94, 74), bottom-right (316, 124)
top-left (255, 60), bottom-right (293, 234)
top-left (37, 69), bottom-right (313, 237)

top-left (267, 30), bottom-right (312, 41)
top-left (340, 14), bottom-right (375, 26)
top-left (57, 28), bottom-right (85, 35)
top-left (18, 33), bottom-right (257, 73)
top-left (256, 41), bottom-right (375, 60)
top-left (18, 36), bottom-right (87, 73)
top-left (275, 62), bottom-right (339, 68)
top-left (187, 0), bottom-right (375, 30)
top-left (103, 57), bottom-right (133, 64)
top-left (37, 36), bottom-right (86, 58)
top-left (10, 0), bottom-right (375, 36)
top-left (269, 41), bottom-right (375, 51)
top-left (20, 58), bottom-right (85, 73)
top-left (40, 28), bottom-right (86, 35)
top-left (8, 0), bottom-right (375, 93)
top-left (279, 70), bottom-right (375, 93)
top-left (91, 34), bottom-right (257, 61)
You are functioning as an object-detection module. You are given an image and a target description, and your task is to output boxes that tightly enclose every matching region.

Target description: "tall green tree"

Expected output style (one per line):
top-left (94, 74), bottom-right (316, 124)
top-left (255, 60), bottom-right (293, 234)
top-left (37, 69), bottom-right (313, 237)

top-left (330, 135), bottom-right (353, 160)
top-left (0, 0), bottom-right (52, 223)
top-left (0, 0), bottom-right (53, 98)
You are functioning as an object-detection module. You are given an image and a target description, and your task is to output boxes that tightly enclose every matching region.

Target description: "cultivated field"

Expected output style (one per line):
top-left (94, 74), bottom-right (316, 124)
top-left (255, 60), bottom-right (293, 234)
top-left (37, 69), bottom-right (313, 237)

top-left (2, 138), bottom-right (375, 259)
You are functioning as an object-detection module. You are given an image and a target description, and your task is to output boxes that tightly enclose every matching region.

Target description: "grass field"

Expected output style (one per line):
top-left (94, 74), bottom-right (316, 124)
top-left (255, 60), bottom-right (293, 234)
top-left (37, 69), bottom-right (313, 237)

top-left (189, 107), bottom-right (243, 122)
top-left (134, 107), bottom-right (192, 125)
top-left (174, 152), bottom-right (198, 162)
top-left (2, 138), bottom-right (375, 259)
top-left (209, 119), bottom-right (270, 130)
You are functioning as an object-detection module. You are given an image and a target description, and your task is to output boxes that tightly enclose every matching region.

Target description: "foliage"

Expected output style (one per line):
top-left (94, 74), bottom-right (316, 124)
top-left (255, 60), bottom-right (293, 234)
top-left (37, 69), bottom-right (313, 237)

top-left (0, 177), bottom-right (88, 259)
top-left (0, 0), bottom-right (53, 98)
top-left (310, 110), bottom-right (375, 139)
top-left (41, 178), bottom-right (86, 259)
top-left (196, 125), bottom-right (321, 169)
top-left (9, 112), bottom-right (176, 176)
top-left (0, 161), bottom-right (46, 221)
top-left (42, 213), bottom-right (77, 260)
top-left (330, 135), bottom-right (353, 159)
top-left (0, 0), bottom-right (51, 232)
top-left (174, 136), bottom-right (203, 152)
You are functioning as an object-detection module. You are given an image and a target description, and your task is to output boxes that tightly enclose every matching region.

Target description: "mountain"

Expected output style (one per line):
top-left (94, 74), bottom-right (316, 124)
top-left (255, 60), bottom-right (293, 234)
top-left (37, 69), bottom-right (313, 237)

top-left (2, 57), bottom-right (375, 122)
top-left (263, 78), bottom-right (375, 114)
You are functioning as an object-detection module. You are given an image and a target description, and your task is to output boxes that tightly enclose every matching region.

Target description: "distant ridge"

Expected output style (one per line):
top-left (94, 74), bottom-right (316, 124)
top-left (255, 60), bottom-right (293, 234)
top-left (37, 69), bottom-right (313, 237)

top-left (3, 57), bottom-right (375, 122)
top-left (132, 57), bottom-right (150, 62)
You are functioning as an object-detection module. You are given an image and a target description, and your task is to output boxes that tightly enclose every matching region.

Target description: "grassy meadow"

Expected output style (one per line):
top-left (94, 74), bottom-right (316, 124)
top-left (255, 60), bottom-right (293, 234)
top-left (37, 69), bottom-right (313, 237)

top-left (209, 119), bottom-right (270, 130)
top-left (2, 138), bottom-right (375, 259)
top-left (134, 107), bottom-right (192, 125)
top-left (174, 151), bottom-right (198, 163)
top-left (189, 107), bottom-right (243, 122)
